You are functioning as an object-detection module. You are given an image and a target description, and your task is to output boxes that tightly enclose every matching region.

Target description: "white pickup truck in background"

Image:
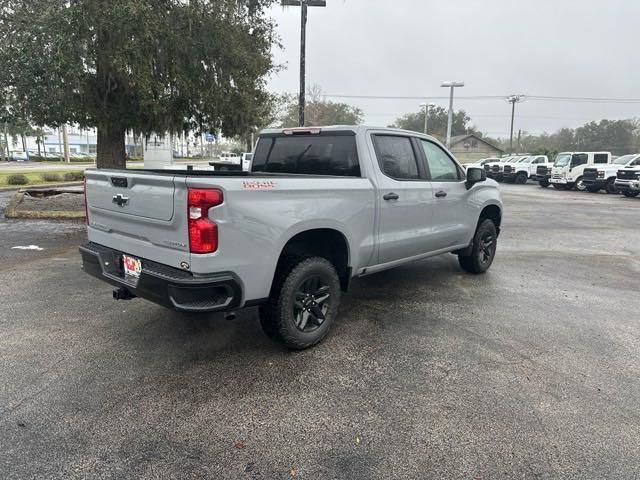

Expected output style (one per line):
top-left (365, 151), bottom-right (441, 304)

top-left (502, 155), bottom-right (549, 184)
top-left (614, 163), bottom-right (640, 198)
top-left (582, 154), bottom-right (640, 193)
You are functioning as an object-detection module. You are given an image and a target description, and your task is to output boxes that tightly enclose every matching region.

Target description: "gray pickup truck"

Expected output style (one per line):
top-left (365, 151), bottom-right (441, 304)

top-left (80, 126), bottom-right (503, 349)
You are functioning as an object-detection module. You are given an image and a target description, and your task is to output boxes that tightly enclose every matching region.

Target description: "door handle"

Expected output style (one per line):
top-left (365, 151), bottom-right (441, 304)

top-left (435, 191), bottom-right (447, 198)
top-left (383, 192), bottom-right (399, 201)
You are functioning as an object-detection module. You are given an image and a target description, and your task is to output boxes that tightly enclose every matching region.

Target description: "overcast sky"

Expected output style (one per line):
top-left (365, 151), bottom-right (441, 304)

top-left (266, 0), bottom-right (640, 138)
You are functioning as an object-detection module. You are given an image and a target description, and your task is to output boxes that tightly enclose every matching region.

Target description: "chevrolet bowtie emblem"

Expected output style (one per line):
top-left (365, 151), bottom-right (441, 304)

top-left (112, 194), bottom-right (129, 207)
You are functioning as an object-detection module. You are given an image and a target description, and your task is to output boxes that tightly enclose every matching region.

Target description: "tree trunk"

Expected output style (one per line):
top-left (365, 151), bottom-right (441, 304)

top-left (96, 125), bottom-right (126, 169)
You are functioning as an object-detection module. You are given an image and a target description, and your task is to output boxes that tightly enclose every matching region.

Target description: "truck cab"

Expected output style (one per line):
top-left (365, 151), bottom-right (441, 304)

top-left (583, 154), bottom-right (640, 193)
top-left (550, 151), bottom-right (612, 191)
top-left (503, 155), bottom-right (549, 184)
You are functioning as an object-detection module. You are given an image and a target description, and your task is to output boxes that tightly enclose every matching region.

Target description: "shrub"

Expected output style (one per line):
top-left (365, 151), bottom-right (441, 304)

top-left (63, 171), bottom-right (84, 181)
top-left (6, 174), bottom-right (29, 185)
top-left (41, 173), bottom-right (62, 182)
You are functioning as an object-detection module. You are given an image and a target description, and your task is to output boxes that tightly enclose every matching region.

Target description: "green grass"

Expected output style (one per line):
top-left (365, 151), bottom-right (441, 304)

top-left (0, 170), bottom-right (84, 187)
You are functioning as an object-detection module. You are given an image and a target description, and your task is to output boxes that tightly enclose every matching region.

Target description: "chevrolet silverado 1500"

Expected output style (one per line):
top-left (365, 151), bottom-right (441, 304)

top-left (80, 126), bottom-right (503, 349)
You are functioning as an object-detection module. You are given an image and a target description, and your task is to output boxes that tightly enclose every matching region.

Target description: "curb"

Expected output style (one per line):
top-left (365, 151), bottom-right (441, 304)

top-left (0, 181), bottom-right (83, 192)
top-left (4, 191), bottom-right (85, 220)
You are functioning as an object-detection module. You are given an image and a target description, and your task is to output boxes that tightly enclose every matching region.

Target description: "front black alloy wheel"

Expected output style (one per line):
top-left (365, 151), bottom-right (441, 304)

top-left (459, 218), bottom-right (497, 274)
top-left (259, 257), bottom-right (341, 350)
top-left (623, 190), bottom-right (640, 198)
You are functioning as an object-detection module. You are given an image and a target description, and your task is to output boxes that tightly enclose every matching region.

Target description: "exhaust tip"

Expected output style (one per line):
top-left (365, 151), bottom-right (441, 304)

top-left (224, 312), bottom-right (237, 321)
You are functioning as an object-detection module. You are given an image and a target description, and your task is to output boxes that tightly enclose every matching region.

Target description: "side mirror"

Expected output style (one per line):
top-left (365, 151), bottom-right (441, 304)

top-left (466, 167), bottom-right (487, 189)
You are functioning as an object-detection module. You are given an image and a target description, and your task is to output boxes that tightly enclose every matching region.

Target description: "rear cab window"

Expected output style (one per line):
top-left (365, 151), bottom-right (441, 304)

top-left (371, 135), bottom-right (422, 180)
top-left (252, 132), bottom-right (360, 176)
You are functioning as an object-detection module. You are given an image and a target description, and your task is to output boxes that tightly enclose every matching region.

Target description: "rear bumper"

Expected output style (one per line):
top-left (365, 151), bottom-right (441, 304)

top-left (583, 178), bottom-right (606, 188)
top-left (80, 242), bottom-right (242, 313)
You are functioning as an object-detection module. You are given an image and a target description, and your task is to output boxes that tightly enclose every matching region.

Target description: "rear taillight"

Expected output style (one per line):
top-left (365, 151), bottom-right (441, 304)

top-left (84, 177), bottom-right (88, 224)
top-left (188, 188), bottom-right (223, 254)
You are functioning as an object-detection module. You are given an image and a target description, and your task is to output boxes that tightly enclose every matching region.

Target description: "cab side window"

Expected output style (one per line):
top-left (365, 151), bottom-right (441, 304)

top-left (372, 135), bottom-right (421, 180)
top-left (420, 140), bottom-right (461, 181)
top-left (593, 154), bottom-right (609, 164)
top-left (571, 154), bottom-right (588, 167)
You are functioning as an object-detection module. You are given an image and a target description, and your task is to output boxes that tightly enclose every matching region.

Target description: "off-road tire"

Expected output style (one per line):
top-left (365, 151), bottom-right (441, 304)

top-left (259, 257), bottom-right (341, 350)
top-left (605, 178), bottom-right (619, 194)
top-left (458, 218), bottom-right (498, 274)
top-left (515, 172), bottom-right (528, 184)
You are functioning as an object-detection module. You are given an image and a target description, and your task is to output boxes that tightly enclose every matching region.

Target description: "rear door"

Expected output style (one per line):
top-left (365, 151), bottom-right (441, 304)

top-left (418, 139), bottom-right (473, 250)
top-left (85, 169), bottom-right (191, 269)
top-left (370, 134), bottom-right (436, 264)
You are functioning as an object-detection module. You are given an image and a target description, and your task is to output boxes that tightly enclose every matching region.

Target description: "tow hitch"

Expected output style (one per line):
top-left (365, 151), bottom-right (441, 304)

top-left (113, 287), bottom-right (136, 301)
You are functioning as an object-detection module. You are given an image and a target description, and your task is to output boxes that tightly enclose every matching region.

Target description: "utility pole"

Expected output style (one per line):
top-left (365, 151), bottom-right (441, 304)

top-left (441, 81), bottom-right (464, 148)
top-left (62, 124), bottom-right (70, 163)
top-left (507, 95), bottom-right (524, 153)
top-left (419, 102), bottom-right (436, 135)
top-left (282, 0), bottom-right (327, 127)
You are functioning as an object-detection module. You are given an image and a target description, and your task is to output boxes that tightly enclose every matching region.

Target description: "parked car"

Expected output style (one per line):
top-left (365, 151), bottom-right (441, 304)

top-left (503, 155), bottom-right (549, 184)
top-left (9, 150), bottom-right (29, 161)
top-left (582, 154), bottom-right (640, 193)
top-left (550, 152), bottom-right (612, 191)
top-left (81, 126), bottom-right (503, 349)
top-left (614, 164), bottom-right (640, 198)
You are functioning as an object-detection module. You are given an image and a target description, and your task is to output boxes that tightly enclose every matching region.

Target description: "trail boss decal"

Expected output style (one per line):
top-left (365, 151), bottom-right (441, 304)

top-left (243, 180), bottom-right (276, 190)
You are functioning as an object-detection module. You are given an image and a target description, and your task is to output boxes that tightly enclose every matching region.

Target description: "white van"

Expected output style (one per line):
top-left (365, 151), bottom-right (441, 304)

top-left (550, 152), bottom-right (612, 191)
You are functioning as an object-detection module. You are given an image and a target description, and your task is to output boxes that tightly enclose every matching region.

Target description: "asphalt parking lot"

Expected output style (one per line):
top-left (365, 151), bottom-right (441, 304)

top-left (1, 184), bottom-right (639, 479)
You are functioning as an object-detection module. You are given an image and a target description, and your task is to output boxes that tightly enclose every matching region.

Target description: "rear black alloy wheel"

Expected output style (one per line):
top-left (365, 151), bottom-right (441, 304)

top-left (459, 218), bottom-right (497, 274)
top-left (293, 276), bottom-right (331, 333)
top-left (259, 257), bottom-right (341, 350)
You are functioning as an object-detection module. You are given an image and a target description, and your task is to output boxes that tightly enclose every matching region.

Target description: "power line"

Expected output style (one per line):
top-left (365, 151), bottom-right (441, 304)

top-left (322, 93), bottom-right (640, 104)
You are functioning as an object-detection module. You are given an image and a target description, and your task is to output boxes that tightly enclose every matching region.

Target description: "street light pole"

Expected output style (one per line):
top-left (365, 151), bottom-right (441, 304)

top-left (282, 0), bottom-right (327, 127)
top-left (441, 81), bottom-right (464, 148)
top-left (507, 95), bottom-right (524, 153)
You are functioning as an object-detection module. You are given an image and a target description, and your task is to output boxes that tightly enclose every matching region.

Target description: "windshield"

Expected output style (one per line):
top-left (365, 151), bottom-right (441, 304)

top-left (516, 156), bottom-right (530, 163)
top-left (613, 155), bottom-right (634, 165)
top-left (554, 153), bottom-right (571, 167)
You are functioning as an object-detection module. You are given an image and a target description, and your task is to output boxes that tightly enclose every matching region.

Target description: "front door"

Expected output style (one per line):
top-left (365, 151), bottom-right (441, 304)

top-left (371, 134), bottom-right (435, 264)
top-left (418, 139), bottom-right (472, 250)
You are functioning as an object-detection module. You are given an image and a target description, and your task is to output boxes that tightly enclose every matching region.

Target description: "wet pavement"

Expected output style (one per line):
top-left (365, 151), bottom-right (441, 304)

top-left (0, 184), bottom-right (639, 479)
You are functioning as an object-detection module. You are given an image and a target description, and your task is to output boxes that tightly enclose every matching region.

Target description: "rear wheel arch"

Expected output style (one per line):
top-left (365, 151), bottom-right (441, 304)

top-left (271, 228), bottom-right (351, 294)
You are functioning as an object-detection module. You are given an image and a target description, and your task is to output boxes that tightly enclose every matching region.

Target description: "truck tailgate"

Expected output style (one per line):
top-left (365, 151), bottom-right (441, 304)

top-left (85, 169), bottom-right (191, 268)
